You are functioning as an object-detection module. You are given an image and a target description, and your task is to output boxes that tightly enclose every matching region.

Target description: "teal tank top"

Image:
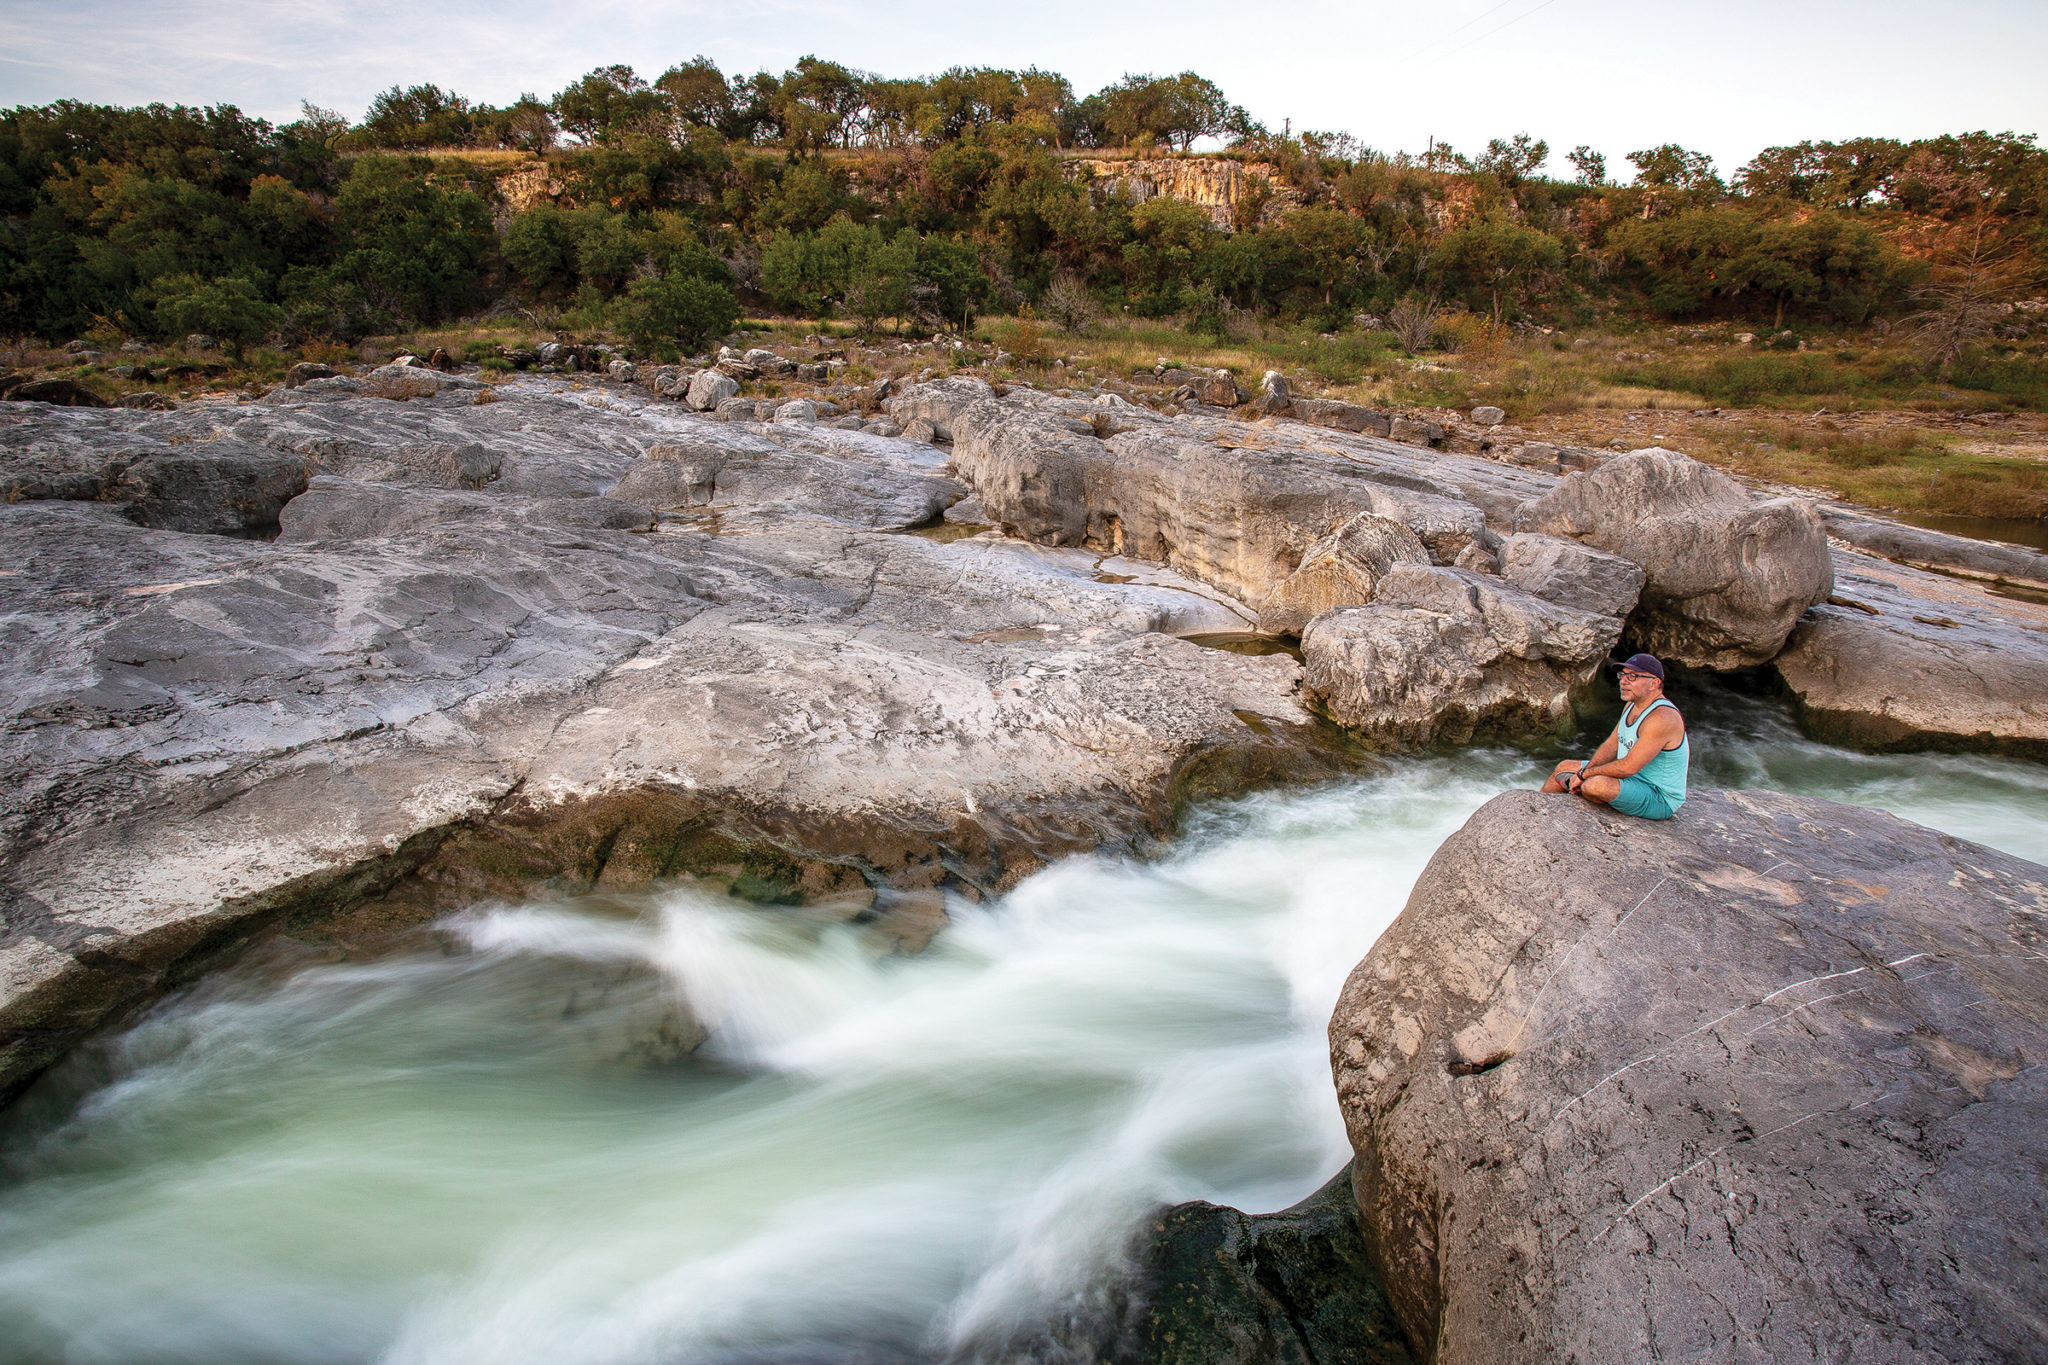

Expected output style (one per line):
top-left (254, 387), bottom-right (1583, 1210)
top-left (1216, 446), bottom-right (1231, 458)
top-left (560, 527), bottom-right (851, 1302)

top-left (1618, 697), bottom-right (1689, 805)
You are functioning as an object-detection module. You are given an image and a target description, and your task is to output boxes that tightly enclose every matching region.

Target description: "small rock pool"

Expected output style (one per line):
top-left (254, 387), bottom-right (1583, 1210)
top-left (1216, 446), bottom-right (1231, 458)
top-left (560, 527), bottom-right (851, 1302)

top-left (1, 687), bottom-right (2043, 1365)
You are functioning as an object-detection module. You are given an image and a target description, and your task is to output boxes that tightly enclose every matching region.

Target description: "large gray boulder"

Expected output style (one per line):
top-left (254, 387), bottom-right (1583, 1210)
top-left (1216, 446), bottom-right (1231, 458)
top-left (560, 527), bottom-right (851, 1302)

top-left (1498, 532), bottom-right (1647, 618)
top-left (110, 450), bottom-right (316, 535)
top-left (1288, 397), bottom-right (1392, 438)
top-left (1819, 504), bottom-right (2048, 587)
top-left (1255, 370), bottom-right (1291, 415)
top-left (1169, 370), bottom-right (1248, 410)
top-left (685, 369), bottom-right (738, 411)
top-left (359, 363), bottom-right (483, 399)
top-left (1361, 485), bottom-right (1489, 565)
top-left (1331, 788), bottom-right (2048, 1364)
top-left (1515, 449), bottom-right (1833, 668)
top-left (948, 392), bottom-right (1555, 613)
top-left (1773, 548), bottom-right (2048, 756)
top-left (0, 435), bottom-right (314, 536)
top-left (1258, 513), bottom-right (1429, 636)
top-left (606, 427), bottom-right (962, 530)
top-left (884, 376), bottom-right (994, 439)
top-left (1301, 564), bottom-right (1622, 746)
top-left (2, 378), bottom-right (107, 407)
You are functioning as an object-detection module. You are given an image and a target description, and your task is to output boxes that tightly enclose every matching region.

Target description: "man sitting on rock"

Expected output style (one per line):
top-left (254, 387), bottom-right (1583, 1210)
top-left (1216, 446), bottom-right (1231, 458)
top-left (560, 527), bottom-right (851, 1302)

top-left (1542, 654), bottom-right (1689, 819)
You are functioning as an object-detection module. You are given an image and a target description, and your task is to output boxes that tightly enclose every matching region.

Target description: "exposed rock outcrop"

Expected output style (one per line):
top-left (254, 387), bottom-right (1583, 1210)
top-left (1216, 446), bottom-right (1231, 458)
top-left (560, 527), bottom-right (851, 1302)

top-left (1774, 547), bottom-right (2048, 756)
top-left (1301, 566), bottom-right (1623, 745)
top-left (1257, 513), bottom-right (1429, 636)
top-left (0, 433), bottom-right (314, 536)
top-left (0, 385), bottom-right (1334, 1104)
top-left (1288, 397), bottom-right (1392, 437)
top-left (884, 375), bottom-right (993, 440)
top-left (1516, 448), bottom-right (1833, 668)
top-left (947, 389), bottom-right (1556, 615)
top-left (358, 362), bottom-right (484, 400)
top-left (8, 372), bottom-right (2047, 1114)
top-left (0, 378), bottom-right (107, 408)
top-left (1820, 504), bottom-right (2048, 587)
top-left (1071, 158), bottom-right (1305, 230)
top-left (1497, 532), bottom-right (1646, 618)
top-left (1331, 788), bottom-right (2048, 1364)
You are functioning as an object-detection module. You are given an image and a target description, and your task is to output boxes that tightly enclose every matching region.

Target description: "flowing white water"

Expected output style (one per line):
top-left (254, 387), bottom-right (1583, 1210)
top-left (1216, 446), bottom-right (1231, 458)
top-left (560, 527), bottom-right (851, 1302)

top-left (2, 691), bottom-right (2043, 1365)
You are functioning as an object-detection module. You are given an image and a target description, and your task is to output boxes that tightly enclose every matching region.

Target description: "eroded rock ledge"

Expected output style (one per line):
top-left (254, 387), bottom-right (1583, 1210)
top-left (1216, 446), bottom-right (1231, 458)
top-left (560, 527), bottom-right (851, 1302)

top-left (5, 372), bottom-right (2046, 1105)
top-left (1331, 788), bottom-right (2048, 1363)
top-left (0, 383), bottom-right (1347, 1103)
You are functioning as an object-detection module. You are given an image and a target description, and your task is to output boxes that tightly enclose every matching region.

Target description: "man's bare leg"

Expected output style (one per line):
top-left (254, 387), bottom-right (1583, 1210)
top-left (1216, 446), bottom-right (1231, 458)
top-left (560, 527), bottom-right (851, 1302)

top-left (1543, 760), bottom-right (1619, 805)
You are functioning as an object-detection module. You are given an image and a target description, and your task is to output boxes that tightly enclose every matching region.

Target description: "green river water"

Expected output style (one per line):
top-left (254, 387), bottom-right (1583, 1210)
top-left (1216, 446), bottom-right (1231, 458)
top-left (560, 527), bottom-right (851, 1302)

top-left (1, 685), bottom-right (2043, 1365)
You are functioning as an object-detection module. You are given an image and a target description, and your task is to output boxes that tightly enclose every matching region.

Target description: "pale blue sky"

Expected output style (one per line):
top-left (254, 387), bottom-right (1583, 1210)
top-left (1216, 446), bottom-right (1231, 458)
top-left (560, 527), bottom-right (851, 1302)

top-left (4, 0), bottom-right (2044, 177)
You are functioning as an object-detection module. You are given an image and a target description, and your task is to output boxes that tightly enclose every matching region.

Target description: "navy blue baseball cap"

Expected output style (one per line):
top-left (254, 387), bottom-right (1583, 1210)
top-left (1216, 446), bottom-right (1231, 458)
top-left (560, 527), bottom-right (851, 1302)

top-left (1611, 653), bottom-right (1666, 681)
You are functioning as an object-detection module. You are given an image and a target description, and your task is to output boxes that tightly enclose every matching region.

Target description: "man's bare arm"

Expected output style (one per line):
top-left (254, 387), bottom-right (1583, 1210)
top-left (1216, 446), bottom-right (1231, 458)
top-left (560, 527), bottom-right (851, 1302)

top-left (1582, 729), bottom-right (1621, 771)
top-left (1586, 709), bottom-right (1683, 780)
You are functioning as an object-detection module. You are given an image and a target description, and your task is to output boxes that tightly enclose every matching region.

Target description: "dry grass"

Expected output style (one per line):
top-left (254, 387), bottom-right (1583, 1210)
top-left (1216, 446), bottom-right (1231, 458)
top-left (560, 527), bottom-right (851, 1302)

top-left (338, 147), bottom-right (537, 172)
top-left (20, 301), bottom-right (2044, 525)
top-left (1578, 384), bottom-right (1708, 411)
top-left (1695, 422), bottom-right (2048, 520)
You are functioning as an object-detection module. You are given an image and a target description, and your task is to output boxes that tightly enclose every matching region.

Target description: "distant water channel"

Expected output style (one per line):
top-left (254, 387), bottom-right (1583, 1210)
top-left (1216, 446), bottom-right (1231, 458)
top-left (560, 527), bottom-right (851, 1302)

top-left (2, 688), bottom-right (2044, 1365)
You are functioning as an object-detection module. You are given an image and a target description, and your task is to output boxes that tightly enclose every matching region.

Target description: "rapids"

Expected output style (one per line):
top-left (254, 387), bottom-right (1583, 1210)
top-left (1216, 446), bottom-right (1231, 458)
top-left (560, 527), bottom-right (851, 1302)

top-left (1, 688), bottom-right (2043, 1365)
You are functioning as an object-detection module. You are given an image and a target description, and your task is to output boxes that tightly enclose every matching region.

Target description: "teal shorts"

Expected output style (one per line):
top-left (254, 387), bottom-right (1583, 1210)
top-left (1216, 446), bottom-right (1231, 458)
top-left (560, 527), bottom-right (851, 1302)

top-left (1610, 774), bottom-right (1682, 820)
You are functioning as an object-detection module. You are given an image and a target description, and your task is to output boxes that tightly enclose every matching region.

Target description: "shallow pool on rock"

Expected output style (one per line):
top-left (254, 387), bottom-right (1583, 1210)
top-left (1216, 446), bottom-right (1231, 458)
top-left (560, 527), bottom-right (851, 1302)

top-left (2, 692), bottom-right (2043, 1365)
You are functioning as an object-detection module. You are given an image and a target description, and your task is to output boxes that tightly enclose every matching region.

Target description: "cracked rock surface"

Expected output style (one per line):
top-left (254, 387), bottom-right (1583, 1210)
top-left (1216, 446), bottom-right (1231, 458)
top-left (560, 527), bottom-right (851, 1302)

top-left (1331, 787), bottom-right (2048, 1364)
top-left (6, 373), bottom-right (2047, 1106)
top-left (1302, 564), bottom-right (1626, 746)
top-left (1775, 549), bottom-right (2048, 757)
top-left (0, 381), bottom-right (1317, 1101)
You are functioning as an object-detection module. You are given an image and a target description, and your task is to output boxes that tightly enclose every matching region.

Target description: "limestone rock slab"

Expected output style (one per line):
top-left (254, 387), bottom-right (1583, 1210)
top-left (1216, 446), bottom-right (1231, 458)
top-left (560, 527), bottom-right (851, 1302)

top-left (1258, 513), bottom-right (1428, 636)
top-left (1301, 565), bottom-right (1622, 746)
top-left (1331, 788), bottom-right (2048, 1364)
top-left (1774, 548), bottom-right (2048, 756)
top-left (1515, 448), bottom-right (1833, 668)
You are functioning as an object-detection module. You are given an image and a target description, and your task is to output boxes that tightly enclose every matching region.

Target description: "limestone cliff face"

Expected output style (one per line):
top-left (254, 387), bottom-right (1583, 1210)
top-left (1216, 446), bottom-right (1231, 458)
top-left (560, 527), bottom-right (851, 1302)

top-left (497, 162), bottom-right (567, 213)
top-left (1071, 158), bottom-right (1304, 230)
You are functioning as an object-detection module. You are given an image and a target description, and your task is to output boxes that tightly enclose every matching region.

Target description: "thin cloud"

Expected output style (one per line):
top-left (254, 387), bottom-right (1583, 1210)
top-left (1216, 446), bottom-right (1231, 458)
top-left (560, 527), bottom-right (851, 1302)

top-left (0, 0), bottom-right (2040, 173)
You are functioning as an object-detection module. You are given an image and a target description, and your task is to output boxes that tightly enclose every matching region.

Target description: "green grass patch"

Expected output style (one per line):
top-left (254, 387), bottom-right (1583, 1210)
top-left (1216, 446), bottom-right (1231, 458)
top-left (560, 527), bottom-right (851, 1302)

top-left (1603, 344), bottom-right (2048, 412)
top-left (1609, 353), bottom-right (1870, 406)
top-left (1717, 421), bottom-right (2048, 520)
top-left (1947, 350), bottom-right (2048, 409)
top-left (1303, 332), bottom-right (1395, 386)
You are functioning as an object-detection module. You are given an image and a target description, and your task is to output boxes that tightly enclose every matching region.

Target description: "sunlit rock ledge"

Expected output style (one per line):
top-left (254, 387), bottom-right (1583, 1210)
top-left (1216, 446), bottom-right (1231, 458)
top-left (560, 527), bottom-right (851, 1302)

top-left (1332, 787), bottom-right (2048, 1363)
top-left (2, 370), bottom-right (2045, 1110)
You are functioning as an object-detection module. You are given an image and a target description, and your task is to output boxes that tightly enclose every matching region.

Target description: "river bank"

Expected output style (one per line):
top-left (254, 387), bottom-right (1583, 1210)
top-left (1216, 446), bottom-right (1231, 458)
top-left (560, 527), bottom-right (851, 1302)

top-left (2, 687), bottom-right (2041, 1364)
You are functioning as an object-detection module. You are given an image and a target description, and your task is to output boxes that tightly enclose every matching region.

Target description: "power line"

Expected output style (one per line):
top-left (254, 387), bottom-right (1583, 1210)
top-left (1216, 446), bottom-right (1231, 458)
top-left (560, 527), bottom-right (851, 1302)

top-left (1463, 0), bottom-right (1572, 52)
top-left (1417, 0), bottom-right (1573, 67)
top-left (1412, 0), bottom-right (1527, 62)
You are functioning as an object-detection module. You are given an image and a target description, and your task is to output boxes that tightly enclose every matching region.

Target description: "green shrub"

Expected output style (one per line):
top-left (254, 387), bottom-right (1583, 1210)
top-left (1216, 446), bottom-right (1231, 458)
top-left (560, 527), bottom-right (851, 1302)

top-left (141, 273), bottom-right (281, 357)
top-left (1947, 349), bottom-right (2048, 409)
top-left (329, 156), bottom-right (493, 324)
top-left (621, 273), bottom-right (740, 358)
